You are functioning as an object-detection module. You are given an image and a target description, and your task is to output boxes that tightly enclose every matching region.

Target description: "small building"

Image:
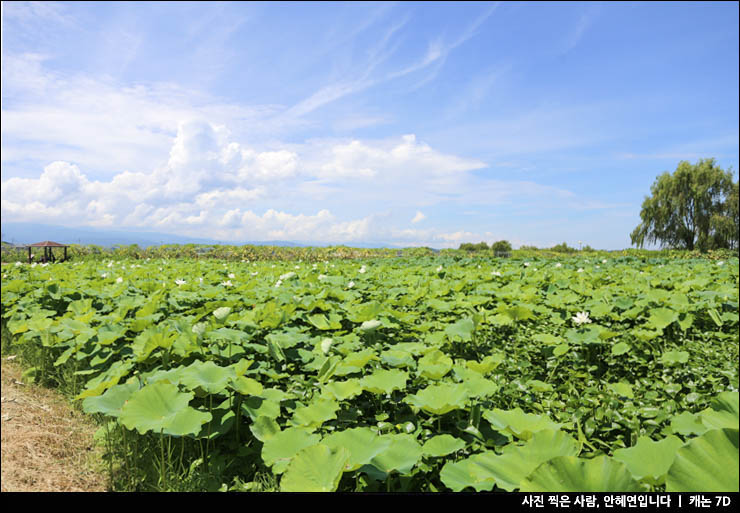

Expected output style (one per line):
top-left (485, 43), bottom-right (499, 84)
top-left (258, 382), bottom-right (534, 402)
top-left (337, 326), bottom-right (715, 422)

top-left (26, 241), bottom-right (69, 263)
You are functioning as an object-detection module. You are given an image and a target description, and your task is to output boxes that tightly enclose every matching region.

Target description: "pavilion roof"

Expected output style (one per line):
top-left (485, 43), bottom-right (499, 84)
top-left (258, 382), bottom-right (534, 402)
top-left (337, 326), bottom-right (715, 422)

top-left (27, 241), bottom-right (69, 247)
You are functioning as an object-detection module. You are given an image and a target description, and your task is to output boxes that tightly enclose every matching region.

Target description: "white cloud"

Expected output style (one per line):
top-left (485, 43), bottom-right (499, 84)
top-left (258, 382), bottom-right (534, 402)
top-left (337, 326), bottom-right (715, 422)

top-left (411, 211), bottom-right (426, 223)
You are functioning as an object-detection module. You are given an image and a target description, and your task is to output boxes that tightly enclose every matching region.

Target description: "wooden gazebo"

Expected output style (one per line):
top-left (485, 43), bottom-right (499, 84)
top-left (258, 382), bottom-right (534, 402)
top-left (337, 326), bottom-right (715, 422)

top-left (27, 241), bottom-right (69, 263)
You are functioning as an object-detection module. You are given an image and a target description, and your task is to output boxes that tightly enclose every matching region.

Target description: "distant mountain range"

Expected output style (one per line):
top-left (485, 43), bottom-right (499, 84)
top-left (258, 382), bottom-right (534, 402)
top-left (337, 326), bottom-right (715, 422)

top-left (0, 222), bottom-right (394, 249)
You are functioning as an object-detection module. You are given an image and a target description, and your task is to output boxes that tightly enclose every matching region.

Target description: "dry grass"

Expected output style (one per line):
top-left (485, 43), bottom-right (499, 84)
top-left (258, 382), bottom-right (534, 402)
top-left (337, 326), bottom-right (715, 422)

top-left (1, 356), bottom-right (109, 492)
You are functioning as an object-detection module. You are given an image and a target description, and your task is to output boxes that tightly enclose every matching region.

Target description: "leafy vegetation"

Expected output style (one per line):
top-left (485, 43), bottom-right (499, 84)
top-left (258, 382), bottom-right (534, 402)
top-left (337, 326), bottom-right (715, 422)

top-left (1, 253), bottom-right (738, 492)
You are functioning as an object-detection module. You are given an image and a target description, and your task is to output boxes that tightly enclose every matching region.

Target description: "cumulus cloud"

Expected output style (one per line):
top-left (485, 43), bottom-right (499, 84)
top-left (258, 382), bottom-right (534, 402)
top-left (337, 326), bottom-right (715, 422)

top-left (411, 211), bottom-right (426, 223)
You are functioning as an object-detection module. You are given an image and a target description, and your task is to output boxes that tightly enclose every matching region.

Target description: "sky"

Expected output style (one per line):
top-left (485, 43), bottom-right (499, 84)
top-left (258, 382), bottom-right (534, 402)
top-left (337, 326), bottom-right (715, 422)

top-left (1, 1), bottom-right (738, 249)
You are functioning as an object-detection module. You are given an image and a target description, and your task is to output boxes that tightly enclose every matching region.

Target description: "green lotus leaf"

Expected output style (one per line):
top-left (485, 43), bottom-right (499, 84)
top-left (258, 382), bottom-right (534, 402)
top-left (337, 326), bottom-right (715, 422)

top-left (611, 342), bottom-right (631, 356)
top-left (520, 455), bottom-right (642, 492)
top-left (660, 350), bottom-right (689, 366)
top-left (347, 301), bottom-right (383, 323)
top-left (96, 324), bottom-right (127, 345)
top-left (417, 349), bottom-right (453, 379)
top-left (439, 458), bottom-right (496, 492)
top-left (82, 381), bottom-right (139, 418)
top-left (131, 326), bottom-right (176, 362)
top-left (607, 382), bottom-right (634, 399)
top-left (193, 401), bottom-right (235, 440)
top-left (322, 427), bottom-right (392, 471)
top-left (369, 433), bottom-right (423, 475)
top-left (500, 305), bottom-right (535, 322)
top-left (179, 360), bottom-right (234, 395)
top-left (380, 349), bottom-right (416, 368)
top-left (553, 343), bottom-right (570, 356)
top-left (613, 436), bottom-right (684, 484)
top-left (119, 383), bottom-right (212, 437)
top-left (646, 307), bottom-right (678, 330)
top-left (670, 411), bottom-right (708, 436)
top-left (249, 415), bottom-right (281, 442)
top-left (75, 360), bottom-right (134, 400)
top-left (264, 331), bottom-right (303, 349)
top-left (465, 354), bottom-right (504, 374)
top-left (445, 317), bottom-right (475, 342)
top-left (666, 428), bottom-right (739, 492)
top-left (533, 333), bottom-right (562, 345)
top-left (440, 429), bottom-right (580, 492)
top-left (707, 308), bottom-right (723, 327)
top-left (460, 374), bottom-right (500, 398)
top-left (700, 392), bottom-right (739, 431)
top-left (241, 396), bottom-right (281, 421)
top-left (308, 313), bottom-right (342, 330)
top-left (483, 408), bottom-right (563, 440)
top-left (360, 369), bottom-right (408, 395)
top-left (678, 313), bottom-right (694, 330)
top-left (280, 445), bottom-right (350, 492)
top-left (321, 379), bottom-right (364, 401)
top-left (527, 380), bottom-right (553, 393)
top-left (334, 348), bottom-right (378, 376)
top-left (261, 427), bottom-right (321, 474)
top-left (289, 398), bottom-right (339, 429)
top-left (405, 383), bottom-right (470, 415)
top-left (421, 434), bottom-right (466, 457)
top-left (230, 375), bottom-right (263, 396)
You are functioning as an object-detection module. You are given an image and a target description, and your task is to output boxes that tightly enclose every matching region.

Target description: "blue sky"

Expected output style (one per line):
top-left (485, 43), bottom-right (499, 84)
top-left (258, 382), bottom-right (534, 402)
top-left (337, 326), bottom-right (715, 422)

top-left (1, 1), bottom-right (738, 249)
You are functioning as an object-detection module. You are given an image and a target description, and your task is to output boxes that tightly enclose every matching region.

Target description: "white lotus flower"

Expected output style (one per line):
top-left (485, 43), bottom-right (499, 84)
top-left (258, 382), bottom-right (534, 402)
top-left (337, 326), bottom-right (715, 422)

top-left (572, 311), bottom-right (592, 325)
top-left (251, 272), bottom-right (258, 276)
top-left (275, 280), bottom-right (282, 288)
top-left (107, 261), bottom-right (113, 268)
top-left (199, 277), bottom-right (203, 284)
top-left (15, 262), bottom-right (22, 266)
top-left (347, 281), bottom-right (355, 289)
top-left (222, 280), bottom-right (233, 287)
top-left (717, 261), bottom-right (724, 266)
top-left (492, 271), bottom-right (502, 277)
top-left (228, 273), bottom-right (235, 279)
top-left (318, 274), bottom-right (327, 281)
top-left (602, 259), bottom-right (607, 264)
top-left (101, 273), bottom-right (108, 278)
top-left (116, 277), bottom-right (123, 283)
top-left (295, 265), bottom-right (300, 270)
top-left (359, 266), bottom-right (366, 274)
top-left (279, 271), bottom-right (296, 280)
top-left (436, 265), bottom-right (443, 272)
top-left (577, 268), bottom-right (584, 273)
top-left (175, 279), bottom-right (186, 286)
top-left (555, 263), bottom-right (562, 268)
top-left (524, 262), bottom-right (530, 267)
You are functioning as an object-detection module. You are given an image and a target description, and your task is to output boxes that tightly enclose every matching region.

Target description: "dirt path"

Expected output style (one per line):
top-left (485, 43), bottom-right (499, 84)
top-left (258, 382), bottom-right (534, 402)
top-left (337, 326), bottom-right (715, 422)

top-left (1, 355), bottom-right (109, 492)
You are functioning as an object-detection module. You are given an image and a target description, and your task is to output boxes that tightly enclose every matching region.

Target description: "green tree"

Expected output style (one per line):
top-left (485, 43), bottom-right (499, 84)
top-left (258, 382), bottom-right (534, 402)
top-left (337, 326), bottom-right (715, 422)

top-left (550, 242), bottom-right (576, 253)
top-left (491, 240), bottom-right (512, 254)
top-left (630, 159), bottom-right (738, 252)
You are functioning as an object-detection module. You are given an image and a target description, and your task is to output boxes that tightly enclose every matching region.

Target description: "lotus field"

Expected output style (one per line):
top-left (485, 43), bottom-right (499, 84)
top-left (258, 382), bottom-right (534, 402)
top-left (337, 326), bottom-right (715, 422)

top-left (1, 255), bottom-right (738, 492)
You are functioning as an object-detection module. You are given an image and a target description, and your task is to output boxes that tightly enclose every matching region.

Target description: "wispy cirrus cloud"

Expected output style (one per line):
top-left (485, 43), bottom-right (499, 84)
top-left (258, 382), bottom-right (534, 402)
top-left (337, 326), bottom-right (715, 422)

top-left (285, 4), bottom-right (499, 118)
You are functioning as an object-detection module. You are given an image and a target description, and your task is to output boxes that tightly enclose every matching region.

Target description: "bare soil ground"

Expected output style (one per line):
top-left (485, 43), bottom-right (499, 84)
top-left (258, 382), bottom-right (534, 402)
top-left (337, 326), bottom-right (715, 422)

top-left (1, 356), bottom-right (109, 492)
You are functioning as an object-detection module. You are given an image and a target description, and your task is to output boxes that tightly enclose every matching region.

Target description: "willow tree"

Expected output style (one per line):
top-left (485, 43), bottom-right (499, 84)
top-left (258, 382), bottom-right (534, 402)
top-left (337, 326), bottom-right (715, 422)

top-left (631, 159), bottom-right (738, 252)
